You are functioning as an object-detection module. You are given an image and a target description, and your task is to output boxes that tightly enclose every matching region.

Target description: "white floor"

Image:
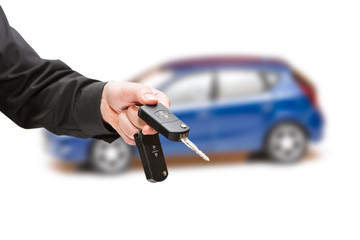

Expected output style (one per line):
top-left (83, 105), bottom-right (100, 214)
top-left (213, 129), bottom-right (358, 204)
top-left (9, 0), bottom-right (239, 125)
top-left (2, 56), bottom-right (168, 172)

top-left (1, 1), bottom-right (359, 239)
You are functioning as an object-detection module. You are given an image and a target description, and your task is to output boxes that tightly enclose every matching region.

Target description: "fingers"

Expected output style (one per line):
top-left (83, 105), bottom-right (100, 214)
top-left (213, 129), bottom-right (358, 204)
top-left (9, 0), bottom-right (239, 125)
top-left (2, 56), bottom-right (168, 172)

top-left (115, 108), bottom-right (157, 145)
top-left (130, 83), bottom-right (170, 108)
top-left (118, 111), bottom-right (139, 140)
top-left (102, 82), bottom-right (172, 145)
top-left (142, 125), bottom-right (157, 135)
top-left (123, 82), bottom-right (159, 105)
top-left (127, 106), bottom-right (157, 135)
top-left (126, 106), bottom-right (146, 129)
top-left (116, 127), bottom-right (136, 145)
top-left (153, 89), bottom-right (171, 108)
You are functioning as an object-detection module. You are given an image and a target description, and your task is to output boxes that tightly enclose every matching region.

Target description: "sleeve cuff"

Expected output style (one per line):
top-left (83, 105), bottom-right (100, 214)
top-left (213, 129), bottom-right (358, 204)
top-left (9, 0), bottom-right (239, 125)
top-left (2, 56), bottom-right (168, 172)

top-left (76, 81), bottom-right (119, 141)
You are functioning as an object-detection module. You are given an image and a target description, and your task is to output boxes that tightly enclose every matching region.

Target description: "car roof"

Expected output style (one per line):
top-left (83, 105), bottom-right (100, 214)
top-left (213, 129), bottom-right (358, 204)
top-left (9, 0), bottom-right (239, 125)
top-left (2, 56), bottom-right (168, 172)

top-left (163, 56), bottom-right (289, 71)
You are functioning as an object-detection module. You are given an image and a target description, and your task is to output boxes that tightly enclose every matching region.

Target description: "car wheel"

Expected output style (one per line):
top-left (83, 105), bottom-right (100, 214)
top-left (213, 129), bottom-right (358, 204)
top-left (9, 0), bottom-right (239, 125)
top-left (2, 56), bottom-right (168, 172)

top-left (89, 138), bottom-right (133, 174)
top-left (265, 122), bottom-right (308, 163)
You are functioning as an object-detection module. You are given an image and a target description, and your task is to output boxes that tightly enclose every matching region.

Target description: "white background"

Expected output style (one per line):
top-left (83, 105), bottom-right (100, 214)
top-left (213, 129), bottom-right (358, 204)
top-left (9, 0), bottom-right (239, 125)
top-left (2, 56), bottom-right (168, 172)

top-left (1, 0), bottom-right (359, 239)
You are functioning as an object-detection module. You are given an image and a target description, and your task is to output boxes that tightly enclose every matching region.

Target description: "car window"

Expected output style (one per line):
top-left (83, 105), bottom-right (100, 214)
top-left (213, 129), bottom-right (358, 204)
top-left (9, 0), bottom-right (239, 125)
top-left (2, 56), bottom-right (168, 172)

top-left (163, 72), bottom-right (212, 106)
top-left (262, 71), bottom-right (280, 88)
top-left (134, 67), bottom-right (173, 88)
top-left (217, 69), bottom-right (265, 100)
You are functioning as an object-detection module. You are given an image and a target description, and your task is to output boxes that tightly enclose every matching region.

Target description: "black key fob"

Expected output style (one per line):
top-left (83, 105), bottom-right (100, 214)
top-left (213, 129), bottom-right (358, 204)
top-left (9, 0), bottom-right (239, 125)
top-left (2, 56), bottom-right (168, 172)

top-left (133, 103), bottom-right (208, 182)
top-left (134, 131), bottom-right (168, 183)
top-left (137, 103), bottom-right (190, 141)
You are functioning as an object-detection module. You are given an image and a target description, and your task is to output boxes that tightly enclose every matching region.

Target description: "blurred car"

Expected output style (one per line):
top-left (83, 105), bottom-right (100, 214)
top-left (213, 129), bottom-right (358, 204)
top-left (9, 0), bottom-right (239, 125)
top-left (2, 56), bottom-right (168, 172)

top-left (45, 56), bottom-right (324, 173)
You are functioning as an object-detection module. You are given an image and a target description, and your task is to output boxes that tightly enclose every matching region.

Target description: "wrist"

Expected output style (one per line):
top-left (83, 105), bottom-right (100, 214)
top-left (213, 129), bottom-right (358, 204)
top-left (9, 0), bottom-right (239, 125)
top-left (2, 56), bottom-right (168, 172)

top-left (100, 83), bottom-right (111, 124)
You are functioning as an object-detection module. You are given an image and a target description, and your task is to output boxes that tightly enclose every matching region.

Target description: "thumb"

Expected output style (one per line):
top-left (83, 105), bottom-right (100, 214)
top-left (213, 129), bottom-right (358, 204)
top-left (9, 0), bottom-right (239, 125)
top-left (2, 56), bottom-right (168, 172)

top-left (134, 84), bottom-right (159, 105)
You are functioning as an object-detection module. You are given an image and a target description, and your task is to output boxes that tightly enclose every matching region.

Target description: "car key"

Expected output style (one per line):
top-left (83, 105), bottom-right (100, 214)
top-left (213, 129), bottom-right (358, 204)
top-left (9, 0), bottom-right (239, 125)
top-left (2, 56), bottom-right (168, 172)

top-left (137, 103), bottom-right (210, 161)
top-left (134, 131), bottom-right (168, 182)
top-left (134, 103), bottom-right (209, 182)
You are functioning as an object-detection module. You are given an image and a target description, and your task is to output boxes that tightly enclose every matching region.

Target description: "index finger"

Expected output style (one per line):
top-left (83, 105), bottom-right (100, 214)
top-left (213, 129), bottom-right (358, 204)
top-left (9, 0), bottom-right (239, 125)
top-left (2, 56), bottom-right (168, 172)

top-left (153, 89), bottom-right (170, 109)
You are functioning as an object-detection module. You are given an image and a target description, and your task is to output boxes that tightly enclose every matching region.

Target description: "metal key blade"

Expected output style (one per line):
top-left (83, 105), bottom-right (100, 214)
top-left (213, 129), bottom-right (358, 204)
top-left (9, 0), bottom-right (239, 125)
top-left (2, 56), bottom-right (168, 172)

top-left (181, 137), bottom-right (210, 161)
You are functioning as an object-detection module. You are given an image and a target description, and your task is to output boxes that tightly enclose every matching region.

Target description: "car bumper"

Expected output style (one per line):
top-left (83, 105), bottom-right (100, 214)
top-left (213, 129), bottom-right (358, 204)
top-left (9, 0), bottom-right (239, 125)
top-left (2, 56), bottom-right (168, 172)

top-left (306, 109), bottom-right (324, 143)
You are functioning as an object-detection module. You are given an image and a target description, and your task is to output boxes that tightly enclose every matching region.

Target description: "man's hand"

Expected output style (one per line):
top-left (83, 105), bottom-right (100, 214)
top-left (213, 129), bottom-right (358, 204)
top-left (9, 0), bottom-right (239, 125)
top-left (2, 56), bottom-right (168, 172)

top-left (100, 82), bottom-right (170, 145)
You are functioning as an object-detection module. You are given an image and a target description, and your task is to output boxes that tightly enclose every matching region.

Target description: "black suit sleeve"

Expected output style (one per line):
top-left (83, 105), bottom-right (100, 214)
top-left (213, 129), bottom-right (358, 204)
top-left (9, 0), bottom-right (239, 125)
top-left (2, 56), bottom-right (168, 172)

top-left (0, 6), bottom-right (119, 142)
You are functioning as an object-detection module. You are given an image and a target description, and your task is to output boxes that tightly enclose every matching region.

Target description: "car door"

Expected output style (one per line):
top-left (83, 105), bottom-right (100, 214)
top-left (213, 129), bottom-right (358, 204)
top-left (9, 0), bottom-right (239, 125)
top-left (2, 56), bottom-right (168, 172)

top-left (212, 68), bottom-right (274, 152)
top-left (160, 70), bottom-right (215, 156)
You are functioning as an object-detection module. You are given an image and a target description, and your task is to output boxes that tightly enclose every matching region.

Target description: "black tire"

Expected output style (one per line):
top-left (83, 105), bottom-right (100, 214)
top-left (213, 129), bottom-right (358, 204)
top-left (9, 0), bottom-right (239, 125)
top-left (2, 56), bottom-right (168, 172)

top-left (265, 122), bottom-right (308, 163)
top-left (89, 138), bottom-right (133, 174)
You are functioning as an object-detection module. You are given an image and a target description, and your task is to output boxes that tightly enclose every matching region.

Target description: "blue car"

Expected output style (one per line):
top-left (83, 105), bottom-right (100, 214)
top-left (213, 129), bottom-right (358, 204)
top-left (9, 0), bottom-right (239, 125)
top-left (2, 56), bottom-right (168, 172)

top-left (45, 56), bottom-right (324, 173)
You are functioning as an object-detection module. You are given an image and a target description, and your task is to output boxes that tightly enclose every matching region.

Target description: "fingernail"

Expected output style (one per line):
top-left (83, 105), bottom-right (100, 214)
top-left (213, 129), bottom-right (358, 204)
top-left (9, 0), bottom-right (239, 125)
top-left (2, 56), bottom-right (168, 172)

top-left (144, 94), bottom-right (158, 101)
